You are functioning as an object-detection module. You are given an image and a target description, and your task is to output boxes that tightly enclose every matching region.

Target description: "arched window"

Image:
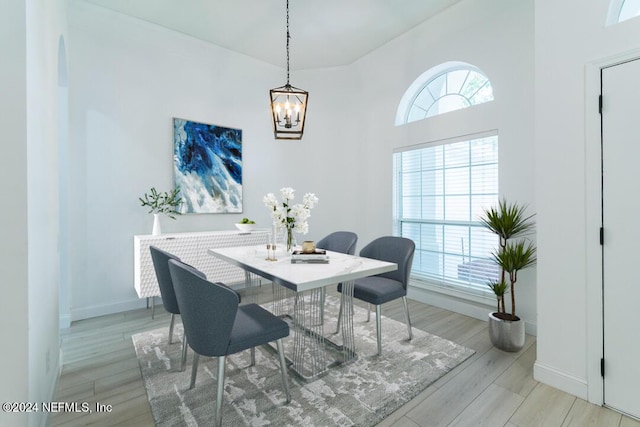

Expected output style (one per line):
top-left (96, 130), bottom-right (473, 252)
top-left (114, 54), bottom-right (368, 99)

top-left (396, 61), bottom-right (494, 125)
top-left (607, 0), bottom-right (640, 25)
top-left (393, 62), bottom-right (498, 297)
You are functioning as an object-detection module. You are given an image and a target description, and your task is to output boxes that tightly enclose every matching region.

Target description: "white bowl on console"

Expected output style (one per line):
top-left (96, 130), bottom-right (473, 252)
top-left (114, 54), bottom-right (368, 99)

top-left (235, 223), bottom-right (256, 232)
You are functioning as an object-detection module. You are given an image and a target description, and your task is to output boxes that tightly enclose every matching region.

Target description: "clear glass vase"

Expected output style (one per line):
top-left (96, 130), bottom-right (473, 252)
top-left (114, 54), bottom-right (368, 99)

top-left (285, 227), bottom-right (296, 254)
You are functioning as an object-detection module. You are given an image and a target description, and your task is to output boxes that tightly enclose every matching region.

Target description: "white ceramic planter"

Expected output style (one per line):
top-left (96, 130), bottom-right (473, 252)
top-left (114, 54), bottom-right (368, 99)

top-left (488, 312), bottom-right (525, 352)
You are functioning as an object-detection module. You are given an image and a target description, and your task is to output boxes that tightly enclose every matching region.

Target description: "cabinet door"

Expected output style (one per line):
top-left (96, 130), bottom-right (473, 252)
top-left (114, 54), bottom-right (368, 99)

top-left (135, 235), bottom-right (201, 298)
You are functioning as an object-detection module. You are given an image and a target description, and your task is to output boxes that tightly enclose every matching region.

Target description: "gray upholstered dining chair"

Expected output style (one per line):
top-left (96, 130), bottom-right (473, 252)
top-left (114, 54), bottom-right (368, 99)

top-left (149, 245), bottom-right (199, 371)
top-left (336, 236), bottom-right (415, 356)
top-left (316, 231), bottom-right (358, 324)
top-left (316, 231), bottom-right (358, 256)
top-left (167, 259), bottom-right (291, 427)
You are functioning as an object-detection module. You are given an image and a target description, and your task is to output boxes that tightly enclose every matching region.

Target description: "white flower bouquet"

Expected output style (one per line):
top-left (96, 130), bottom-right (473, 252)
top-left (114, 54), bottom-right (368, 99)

top-left (263, 187), bottom-right (318, 251)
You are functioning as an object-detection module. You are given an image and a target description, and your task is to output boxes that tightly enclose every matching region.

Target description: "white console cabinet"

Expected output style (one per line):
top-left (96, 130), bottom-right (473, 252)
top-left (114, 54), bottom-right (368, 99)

top-left (134, 230), bottom-right (269, 298)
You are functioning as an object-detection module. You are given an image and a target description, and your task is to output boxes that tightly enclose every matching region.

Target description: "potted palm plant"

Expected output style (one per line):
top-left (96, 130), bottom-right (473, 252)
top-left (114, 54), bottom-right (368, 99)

top-left (480, 199), bottom-right (536, 352)
top-left (139, 186), bottom-right (183, 235)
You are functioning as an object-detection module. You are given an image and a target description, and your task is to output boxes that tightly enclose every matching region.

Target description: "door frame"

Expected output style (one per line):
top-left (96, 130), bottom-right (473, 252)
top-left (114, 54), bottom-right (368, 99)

top-left (585, 48), bottom-right (640, 407)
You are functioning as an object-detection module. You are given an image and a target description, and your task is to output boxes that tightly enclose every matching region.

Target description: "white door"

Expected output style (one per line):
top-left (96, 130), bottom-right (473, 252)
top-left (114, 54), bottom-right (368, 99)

top-left (602, 58), bottom-right (640, 419)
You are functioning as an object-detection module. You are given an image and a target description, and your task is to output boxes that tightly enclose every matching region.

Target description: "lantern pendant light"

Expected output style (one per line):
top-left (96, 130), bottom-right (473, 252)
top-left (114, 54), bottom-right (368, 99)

top-left (269, 0), bottom-right (308, 140)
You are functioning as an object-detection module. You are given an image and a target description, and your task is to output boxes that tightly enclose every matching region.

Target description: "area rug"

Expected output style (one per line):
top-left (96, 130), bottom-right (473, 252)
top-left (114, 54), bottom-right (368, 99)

top-left (132, 295), bottom-right (474, 426)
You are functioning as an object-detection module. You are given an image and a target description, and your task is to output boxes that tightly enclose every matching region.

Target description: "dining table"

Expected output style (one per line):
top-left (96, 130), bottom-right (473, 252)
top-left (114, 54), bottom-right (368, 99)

top-left (208, 244), bottom-right (397, 380)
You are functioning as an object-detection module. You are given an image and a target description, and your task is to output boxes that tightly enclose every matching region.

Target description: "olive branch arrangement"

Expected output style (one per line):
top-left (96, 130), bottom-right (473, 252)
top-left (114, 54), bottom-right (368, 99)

top-left (139, 187), bottom-right (183, 219)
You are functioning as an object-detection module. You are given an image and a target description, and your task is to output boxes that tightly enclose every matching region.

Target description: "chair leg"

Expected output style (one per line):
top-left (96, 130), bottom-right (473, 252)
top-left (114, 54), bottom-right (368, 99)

top-left (403, 296), bottom-right (413, 341)
top-left (320, 287), bottom-right (325, 326)
top-left (189, 353), bottom-right (200, 389)
top-left (215, 356), bottom-right (226, 427)
top-left (375, 305), bottom-right (382, 356)
top-left (276, 339), bottom-right (291, 403)
top-left (250, 348), bottom-right (256, 367)
top-left (335, 297), bottom-right (343, 334)
top-left (168, 313), bottom-right (176, 344)
top-left (366, 303), bottom-right (371, 322)
top-left (180, 335), bottom-right (188, 371)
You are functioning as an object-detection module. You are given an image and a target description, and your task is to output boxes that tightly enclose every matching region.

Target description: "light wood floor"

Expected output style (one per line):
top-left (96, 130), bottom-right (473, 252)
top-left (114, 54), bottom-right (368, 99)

top-left (51, 287), bottom-right (640, 426)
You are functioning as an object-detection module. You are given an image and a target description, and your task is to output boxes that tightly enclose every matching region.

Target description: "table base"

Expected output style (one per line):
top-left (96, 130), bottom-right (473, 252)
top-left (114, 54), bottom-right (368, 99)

top-left (270, 280), bottom-right (358, 381)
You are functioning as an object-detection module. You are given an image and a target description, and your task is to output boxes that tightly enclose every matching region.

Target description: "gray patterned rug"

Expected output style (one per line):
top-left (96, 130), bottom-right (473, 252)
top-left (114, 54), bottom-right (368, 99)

top-left (132, 295), bottom-right (474, 426)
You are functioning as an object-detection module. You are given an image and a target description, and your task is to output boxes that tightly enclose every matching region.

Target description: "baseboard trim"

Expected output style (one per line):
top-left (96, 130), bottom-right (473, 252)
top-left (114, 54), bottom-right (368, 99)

top-left (70, 281), bottom-right (261, 322)
top-left (71, 298), bottom-right (150, 321)
top-left (408, 284), bottom-right (537, 336)
top-left (534, 361), bottom-right (588, 400)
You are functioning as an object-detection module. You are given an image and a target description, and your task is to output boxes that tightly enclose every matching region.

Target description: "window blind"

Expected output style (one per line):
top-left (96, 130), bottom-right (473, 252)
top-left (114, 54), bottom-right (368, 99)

top-left (393, 133), bottom-right (499, 295)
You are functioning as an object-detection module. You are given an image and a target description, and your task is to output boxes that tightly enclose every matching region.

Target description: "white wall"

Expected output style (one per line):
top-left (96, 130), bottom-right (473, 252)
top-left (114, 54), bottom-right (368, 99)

top-left (350, 0), bottom-right (537, 330)
top-left (66, 3), bottom-right (363, 320)
top-left (534, 0), bottom-right (640, 403)
top-left (0, 0), bottom-right (66, 426)
top-left (0, 1), bottom-right (29, 425)
top-left (26, 0), bottom-right (68, 423)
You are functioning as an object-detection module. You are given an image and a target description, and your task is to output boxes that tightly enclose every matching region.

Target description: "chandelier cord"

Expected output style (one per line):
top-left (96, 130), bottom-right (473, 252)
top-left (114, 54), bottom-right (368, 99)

top-left (286, 0), bottom-right (290, 85)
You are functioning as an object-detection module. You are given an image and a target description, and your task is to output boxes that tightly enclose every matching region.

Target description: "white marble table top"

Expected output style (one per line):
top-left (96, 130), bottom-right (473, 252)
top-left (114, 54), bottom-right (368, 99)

top-left (208, 245), bottom-right (397, 292)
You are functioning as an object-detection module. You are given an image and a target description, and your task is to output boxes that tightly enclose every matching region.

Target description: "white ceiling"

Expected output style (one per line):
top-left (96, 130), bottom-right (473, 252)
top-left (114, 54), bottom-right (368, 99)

top-left (81, 0), bottom-right (462, 70)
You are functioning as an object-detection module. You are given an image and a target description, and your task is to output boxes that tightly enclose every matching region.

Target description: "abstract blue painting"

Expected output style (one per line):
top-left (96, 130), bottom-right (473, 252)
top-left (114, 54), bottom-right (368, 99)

top-left (173, 118), bottom-right (242, 213)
